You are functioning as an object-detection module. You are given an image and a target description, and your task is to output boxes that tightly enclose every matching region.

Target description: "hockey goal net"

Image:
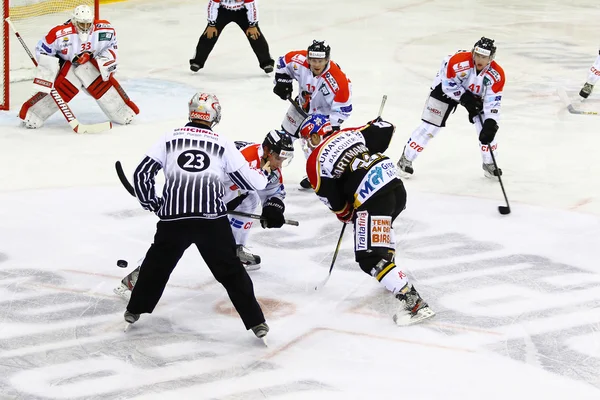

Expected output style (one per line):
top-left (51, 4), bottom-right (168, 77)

top-left (0, 0), bottom-right (99, 110)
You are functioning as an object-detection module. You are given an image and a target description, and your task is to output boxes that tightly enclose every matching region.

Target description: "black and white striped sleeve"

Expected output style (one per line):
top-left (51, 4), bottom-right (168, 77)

top-left (133, 155), bottom-right (164, 212)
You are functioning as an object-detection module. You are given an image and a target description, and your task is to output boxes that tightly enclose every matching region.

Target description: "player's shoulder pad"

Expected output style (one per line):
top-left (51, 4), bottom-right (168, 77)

top-left (94, 19), bottom-right (114, 30)
top-left (45, 23), bottom-right (75, 42)
top-left (284, 50), bottom-right (308, 66)
top-left (446, 51), bottom-right (473, 78)
top-left (484, 61), bottom-right (505, 92)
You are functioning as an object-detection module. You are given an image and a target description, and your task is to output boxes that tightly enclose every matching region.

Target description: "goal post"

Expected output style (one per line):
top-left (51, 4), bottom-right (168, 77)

top-left (1, 0), bottom-right (99, 110)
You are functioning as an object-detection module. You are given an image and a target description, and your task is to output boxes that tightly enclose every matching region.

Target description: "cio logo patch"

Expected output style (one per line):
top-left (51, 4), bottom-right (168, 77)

top-left (177, 150), bottom-right (210, 172)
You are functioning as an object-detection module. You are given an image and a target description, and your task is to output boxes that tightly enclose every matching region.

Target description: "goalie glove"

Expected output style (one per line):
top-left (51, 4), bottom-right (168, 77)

top-left (273, 73), bottom-right (293, 100)
top-left (334, 202), bottom-right (354, 224)
top-left (72, 51), bottom-right (93, 66)
top-left (96, 56), bottom-right (118, 81)
top-left (479, 119), bottom-right (498, 145)
top-left (260, 197), bottom-right (285, 228)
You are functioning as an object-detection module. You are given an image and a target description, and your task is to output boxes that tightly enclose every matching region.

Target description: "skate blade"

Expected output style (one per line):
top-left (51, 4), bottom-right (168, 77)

top-left (393, 306), bottom-right (436, 326)
top-left (243, 263), bottom-right (261, 272)
top-left (124, 322), bottom-right (134, 332)
top-left (113, 284), bottom-right (131, 301)
top-left (260, 337), bottom-right (268, 347)
top-left (396, 170), bottom-right (413, 179)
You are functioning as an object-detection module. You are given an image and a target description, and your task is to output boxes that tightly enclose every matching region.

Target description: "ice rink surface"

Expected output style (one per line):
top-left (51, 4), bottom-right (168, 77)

top-left (1, 0), bottom-right (600, 398)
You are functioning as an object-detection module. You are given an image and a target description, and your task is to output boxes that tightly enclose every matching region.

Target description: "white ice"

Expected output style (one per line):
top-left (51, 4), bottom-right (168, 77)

top-left (1, 0), bottom-right (600, 399)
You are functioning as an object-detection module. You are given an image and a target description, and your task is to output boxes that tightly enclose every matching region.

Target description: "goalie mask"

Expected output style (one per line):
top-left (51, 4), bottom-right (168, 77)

top-left (188, 92), bottom-right (222, 126)
top-left (72, 5), bottom-right (94, 43)
top-left (299, 114), bottom-right (333, 151)
top-left (263, 130), bottom-right (294, 168)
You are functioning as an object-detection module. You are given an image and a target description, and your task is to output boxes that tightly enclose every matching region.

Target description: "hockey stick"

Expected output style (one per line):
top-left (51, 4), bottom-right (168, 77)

top-left (287, 96), bottom-right (308, 118)
top-left (314, 223), bottom-right (346, 291)
top-left (478, 115), bottom-right (510, 215)
top-left (377, 94), bottom-right (388, 117)
top-left (556, 88), bottom-right (600, 115)
top-left (115, 161), bottom-right (300, 226)
top-left (5, 17), bottom-right (112, 134)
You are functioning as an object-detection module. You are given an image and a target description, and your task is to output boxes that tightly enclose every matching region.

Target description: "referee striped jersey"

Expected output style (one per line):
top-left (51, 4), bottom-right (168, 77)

top-left (134, 122), bottom-right (268, 220)
top-left (207, 0), bottom-right (258, 25)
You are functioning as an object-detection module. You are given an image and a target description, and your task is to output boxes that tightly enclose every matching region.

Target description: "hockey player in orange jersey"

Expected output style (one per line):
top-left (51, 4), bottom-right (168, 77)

top-left (397, 37), bottom-right (505, 179)
top-left (19, 5), bottom-right (139, 129)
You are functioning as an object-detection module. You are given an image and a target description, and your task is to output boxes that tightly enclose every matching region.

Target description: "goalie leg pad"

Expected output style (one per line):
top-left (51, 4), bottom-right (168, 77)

top-left (74, 62), bottom-right (139, 125)
top-left (19, 63), bottom-right (81, 128)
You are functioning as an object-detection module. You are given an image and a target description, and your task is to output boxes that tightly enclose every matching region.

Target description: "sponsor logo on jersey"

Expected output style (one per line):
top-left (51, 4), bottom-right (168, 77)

top-left (494, 95), bottom-right (502, 101)
top-left (62, 37), bottom-right (69, 42)
top-left (355, 211), bottom-right (368, 251)
top-left (95, 23), bottom-right (111, 29)
top-left (56, 27), bottom-right (73, 37)
top-left (454, 61), bottom-right (470, 73)
top-left (98, 32), bottom-right (113, 41)
top-left (340, 105), bottom-right (352, 114)
top-left (487, 69), bottom-right (501, 81)
top-left (324, 72), bottom-right (339, 92)
top-left (490, 109), bottom-right (498, 113)
top-left (291, 54), bottom-right (304, 64)
top-left (61, 48), bottom-right (68, 54)
top-left (319, 83), bottom-right (330, 96)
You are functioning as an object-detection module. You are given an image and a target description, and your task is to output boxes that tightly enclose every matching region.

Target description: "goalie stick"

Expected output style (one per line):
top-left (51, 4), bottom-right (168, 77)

top-left (115, 161), bottom-right (299, 226)
top-left (557, 88), bottom-right (600, 115)
top-left (5, 17), bottom-right (112, 134)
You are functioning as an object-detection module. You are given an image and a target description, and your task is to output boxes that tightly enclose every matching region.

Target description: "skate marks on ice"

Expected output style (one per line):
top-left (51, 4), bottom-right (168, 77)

top-left (0, 268), bottom-right (330, 399)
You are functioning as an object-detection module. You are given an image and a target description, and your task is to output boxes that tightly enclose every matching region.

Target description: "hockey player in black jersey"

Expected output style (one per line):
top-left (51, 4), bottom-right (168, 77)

top-left (304, 114), bottom-right (435, 325)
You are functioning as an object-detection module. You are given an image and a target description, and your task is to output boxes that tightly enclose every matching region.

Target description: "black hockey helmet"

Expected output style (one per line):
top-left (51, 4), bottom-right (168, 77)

top-left (307, 40), bottom-right (331, 60)
top-left (263, 130), bottom-right (294, 160)
top-left (473, 37), bottom-right (496, 59)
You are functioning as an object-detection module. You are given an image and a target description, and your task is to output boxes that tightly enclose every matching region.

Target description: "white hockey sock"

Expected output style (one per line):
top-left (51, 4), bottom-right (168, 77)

top-left (371, 260), bottom-right (410, 295)
top-left (587, 54), bottom-right (600, 85)
top-left (403, 122), bottom-right (441, 161)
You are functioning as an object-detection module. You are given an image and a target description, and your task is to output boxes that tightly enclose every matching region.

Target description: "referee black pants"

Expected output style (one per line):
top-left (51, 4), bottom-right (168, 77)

top-left (190, 8), bottom-right (274, 70)
top-left (127, 217), bottom-right (265, 330)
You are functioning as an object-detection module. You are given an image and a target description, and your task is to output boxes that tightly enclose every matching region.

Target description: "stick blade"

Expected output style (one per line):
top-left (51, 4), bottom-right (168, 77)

top-left (498, 206), bottom-right (511, 215)
top-left (76, 121), bottom-right (113, 134)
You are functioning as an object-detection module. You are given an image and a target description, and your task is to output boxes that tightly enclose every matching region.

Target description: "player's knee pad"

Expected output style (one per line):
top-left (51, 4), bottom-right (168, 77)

top-left (19, 63), bottom-right (81, 128)
top-left (74, 62), bottom-right (139, 125)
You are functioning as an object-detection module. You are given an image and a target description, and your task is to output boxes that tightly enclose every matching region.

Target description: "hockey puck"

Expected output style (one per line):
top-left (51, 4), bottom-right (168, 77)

top-left (117, 259), bottom-right (128, 268)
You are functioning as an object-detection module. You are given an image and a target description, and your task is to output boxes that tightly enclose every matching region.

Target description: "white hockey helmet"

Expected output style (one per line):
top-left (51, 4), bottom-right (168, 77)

top-left (72, 5), bottom-right (94, 42)
top-left (188, 92), bottom-right (222, 126)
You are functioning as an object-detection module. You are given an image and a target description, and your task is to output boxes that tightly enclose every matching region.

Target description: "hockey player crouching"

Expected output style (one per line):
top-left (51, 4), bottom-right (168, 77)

top-left (19, 5), bottom-right (139, 129)
top-left (302, 114), bottom-right (435, 325)
top-left (225, 130), bottom-right (294, 270)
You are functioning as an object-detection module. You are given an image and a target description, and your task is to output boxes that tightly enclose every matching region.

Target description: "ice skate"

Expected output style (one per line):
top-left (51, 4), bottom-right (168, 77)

top-left (393, 285), bottom-right (435, 326)
top-left (237, 245), bottom-right (261, 271)
top-left (190, 63), bottom-right (202, 72)
top-left (579, 82), bottom-right (594, 99)
top-left (263, 64), bottom-right (274, 74)
top-left (113, 266), bottom-right (140, 300)
top-left (299, 176), bottom-right (313, 190)
top-left (482, 163), bottom-right (502, 179)
top-left (251, 322), bottom-right (269, 346)
top-left (123, 310), bottom-right (140, 332)
top-left (396, 153), bottom-right (414, 178)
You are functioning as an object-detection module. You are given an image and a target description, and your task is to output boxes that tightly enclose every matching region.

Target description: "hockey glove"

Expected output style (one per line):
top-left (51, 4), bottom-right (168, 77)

top-left (260, 197), bottom-right (285, 228)
top-left (479, 119), bottom-right (499, 145)
top-left (334, 202), bottom-right (354, 224)
top-left (72, 51), bottom-right (93, 66)
top-left (273, 73), bottom-right (293, 100)
top-left (459, 91), bottom-right (483, 123)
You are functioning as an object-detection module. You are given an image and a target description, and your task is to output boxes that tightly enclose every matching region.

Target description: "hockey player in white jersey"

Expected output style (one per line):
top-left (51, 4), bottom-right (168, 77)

top-left (579, 50), bottom-right (600, 98)
top-left (273, 40), bottom-right (353, 189)
top-left (19, 5), bottom-right (139, 129)
top-left (397, 37), bottom-right (505, 179)
top-left (226, 130), bottom-right (294, 270)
